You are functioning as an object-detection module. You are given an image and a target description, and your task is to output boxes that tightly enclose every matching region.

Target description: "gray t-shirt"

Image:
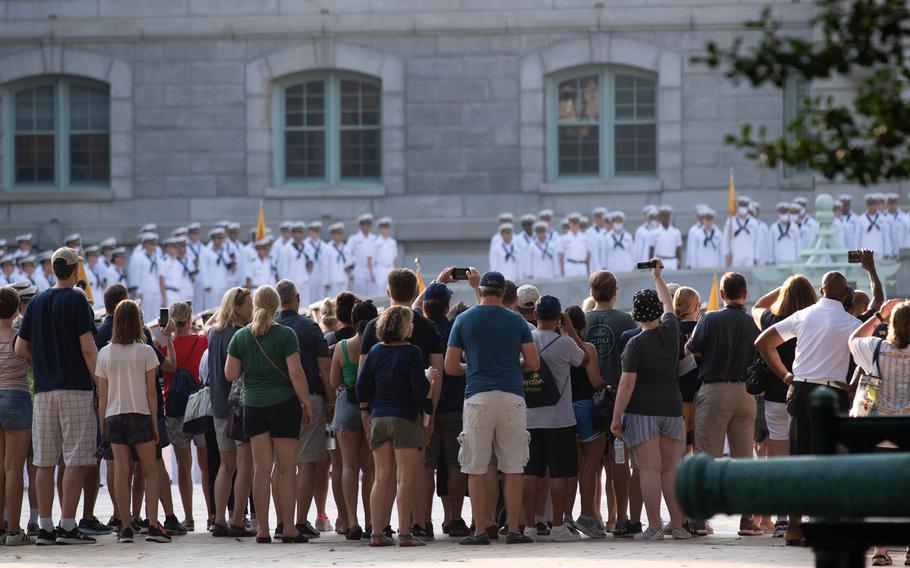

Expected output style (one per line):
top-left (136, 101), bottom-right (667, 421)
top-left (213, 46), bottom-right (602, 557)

top-left (620, 312), bottom-right (683, 417)
top-left (585, 308), bottom-right (637, 388)
top-left (527, 329), bottom-right (585, 429)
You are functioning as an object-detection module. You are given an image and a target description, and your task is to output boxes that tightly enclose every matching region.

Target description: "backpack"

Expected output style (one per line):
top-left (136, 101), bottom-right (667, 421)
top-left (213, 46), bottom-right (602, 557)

top-left (523, 337), bottom-right (564, 408)
top-left (165, 337), bottom-right (202, 418)
top-left (591, 384), bottom-right (617, 432)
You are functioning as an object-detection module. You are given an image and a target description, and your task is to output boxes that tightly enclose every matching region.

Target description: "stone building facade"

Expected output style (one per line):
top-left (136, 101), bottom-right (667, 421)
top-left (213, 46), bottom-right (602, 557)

top-left (0, 0), bottom-right (892, 267)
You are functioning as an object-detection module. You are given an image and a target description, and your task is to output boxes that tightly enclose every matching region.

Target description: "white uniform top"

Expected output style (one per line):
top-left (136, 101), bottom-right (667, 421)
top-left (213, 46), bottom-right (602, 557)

top-left (755, 220), bottom-right (774, 266)
top-left (279, 241), bottom-right (311, 290)
top-left (223, 239), bottom-right (245, 287)
top-left (689, 225), bottom-right (726, 269)
top-left (585, 226), bottom-right (609, 271)
top-left (201, 244), bottom-right (232, 296)
top-left (558, 231), bottom-right (591, 263)
top-left (247, 255), bottom-right (278, 290)
top-left (489, 240), bottom-right (520, 282)
top-left (29, 270), bottom-right (51, 292)
top-left (326, 241), bottom-right (353, 285)
top-left (161, 254), bottom-right (183, 301)
top-left (725, 215), bottom-right (762, 267)
top-left (837, 213), bottom-right (857, 249)
top-left (832, 216), bottom-right (847, 248)
top-left (526, 238), bottom-right (558, 280)
top-left (373, 236), bottom-right (398, 271)
top-left (85, 261), bottom-right (105, 293)
top-left (854, 212), bottom-right (891, 258)
top-left (347, 231), bottom-right (376, 279)
top-left (769, 221), bottom-right (800, 264)
top-left (305, 238), bottom-right (328, 287)
top-left (602, 230), bottom-right (636, 273)
top-left (649, 225), bottom-right (682, 261)
top-left (685, 224), bottom-right (701, 268)
top-left (129, 251), bottom-right (162, 305)
top-left (105, 264), bottom-right (128, 291)
top-left (186, 241), bottom-right (205, 275)
top-left (797, 216), bottom-right (819, 250)
top-left (887, 210), bottom-right (909, 254)
top-left (634, 222), bottom-right (659, 263)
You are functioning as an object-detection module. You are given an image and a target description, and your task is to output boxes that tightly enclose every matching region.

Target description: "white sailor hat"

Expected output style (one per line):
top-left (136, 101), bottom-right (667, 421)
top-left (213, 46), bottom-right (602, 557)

top-left (100, 237), bottom-right (117, 249)
top-left (254, 236), bottom-right (273, 248)
top-left (579, 215), bottom-right (589, 226)
top-left (329, 222), bottom-right (345, 232)
top-left (162, 237), bottom-right (180, 247)
top-left (174, 236), bottom-right (188, 246)
top-left (703, 208), bottom-right (717, 218)
top-left (886, 192), bottom-right (899, 202)
top-left (776, 201), bottom-right (791, 211)
top-left (750, 201), bottom-right (761, 211)
top-left (357, 213), bottom-right (374, 224)
top-left (499, 223), bottom-right (514, 233)
top-left (36, 250), bottom-right (53, 262)
top-left (377, 216), bottom-right (392, 227)
top-left (280, 221), bottom-right (293, 231)
top-left (139, 232), bottom-right (159, 243)
top-left (611, 210), bottom-right (626, 221)
top-left (737, 195), bottom-right (752, 205)
top-left (865, 193), bottom-right (877, 203)
top-left (642, 205), bottom-right (658, 216)
top-left (308, 221), bottom-right (323, 230)
top-left (537, 209), bottom-right (554, 219)
top-left (0, 239), bottom-right (6, 248)
top-left (694, 204), bottom-right (708, 215)
top-left (520, 214), bottom-right (535, 224)
top-left (497, 212), bottom-right (514, 222)
top-left (592, 207), bottom-right (608, 217)
top-left (172, 227), bottom-right (188, 237)
top-left (18, 255), bottom-right (36, 265)
top-left (874, 192), bottom-right (886, 201)
top-left (187, 222), bottom-right (202, 232)
top-left (793, 196), bottom-right (809, 206)
top-left (111, 247), bottom-right (127, 257)
top-left (658, 204), bottom-right (673, 214)
top-left (291, 221), bottom-right (306, 231)
top-left (140, 223), bottom-right (157, 233)
top-left (208, 227), bottom-right (225, 238)
top-left (833, 199), bottom-right (843, 208)
top-left (83, 245), bottom-right (100, 255)
top-left (63, 233), bottom-right (82, 244)
top-left (567, 212), bottom-right (582, 221)
top-left (559, 217), bottom-right (570, 227)
top-left (227, 222), bottom-right (240, 231)
top-left (214, 220), bottom-right (231, 228)
top-left (838, 194), bottom-right (853, 202)
top-left (788, 202), bottom-right (801, 212)
top-left (0, 254), bottom-right (15, 265)
top-left (15, 233), bottom-right (33, 242)
top-left (532, 221), bottom-right (548, 231)
top-left (10, 280), bottom-right (38, 298)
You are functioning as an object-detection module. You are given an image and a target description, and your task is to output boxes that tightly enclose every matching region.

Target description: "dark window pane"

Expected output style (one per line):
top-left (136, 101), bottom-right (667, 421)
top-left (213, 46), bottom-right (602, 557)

top-left (14, 134), bottom-right (55, 183)
top-left (285, 130), bottom-right (325, 179)
top-left (70, 133), bottom-right (110, 183)
top-left (614, 74), bottom-right (657, 121)
top-left (614, 124), bottom-right (656, 175)
top-left (558, 125), bottom-right (599, 176)
top-left (340, 128), bottom-right (381, 179)
top-left (70, 84), bottom-right (110, 132)
top-left (15, 85), bottom-right (55, 133)
top-left (285, 81), bottom-right (324, 128)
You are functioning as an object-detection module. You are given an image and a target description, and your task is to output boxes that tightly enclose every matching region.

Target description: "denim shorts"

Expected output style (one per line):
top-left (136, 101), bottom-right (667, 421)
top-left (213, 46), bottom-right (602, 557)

top-left (0, 389), bottom-right (33, 432)
top-left (572, 399), bottom-right (603, 443)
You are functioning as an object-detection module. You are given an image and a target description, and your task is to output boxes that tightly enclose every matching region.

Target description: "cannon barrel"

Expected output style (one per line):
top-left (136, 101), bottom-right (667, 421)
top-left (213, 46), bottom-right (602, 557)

top-left (676, 453), bottom-right (910, 521)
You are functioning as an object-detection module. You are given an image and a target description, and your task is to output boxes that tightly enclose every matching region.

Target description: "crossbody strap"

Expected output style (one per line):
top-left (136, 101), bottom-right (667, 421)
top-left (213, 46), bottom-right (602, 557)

top-left (871, 338), bottom-right (885, 379)
top-left (248, 326), bottom-right (290, 380)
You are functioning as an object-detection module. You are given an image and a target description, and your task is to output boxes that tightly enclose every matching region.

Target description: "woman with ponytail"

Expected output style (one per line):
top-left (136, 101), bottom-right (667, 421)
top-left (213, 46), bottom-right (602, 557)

top-left (225, 285), bottom-right (314, 544)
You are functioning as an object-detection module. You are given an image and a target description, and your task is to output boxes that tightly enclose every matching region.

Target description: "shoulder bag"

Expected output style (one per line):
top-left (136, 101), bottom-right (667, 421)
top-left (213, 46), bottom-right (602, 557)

top-left (523, 337), bottom-right (567, 409)
top-left (850, 339), bottom-right (885, 417)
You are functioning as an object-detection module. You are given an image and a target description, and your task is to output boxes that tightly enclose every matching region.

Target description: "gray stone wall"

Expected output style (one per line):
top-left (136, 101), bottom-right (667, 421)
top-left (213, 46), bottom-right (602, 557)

top-left (0, 0), bottom-right (903, 271)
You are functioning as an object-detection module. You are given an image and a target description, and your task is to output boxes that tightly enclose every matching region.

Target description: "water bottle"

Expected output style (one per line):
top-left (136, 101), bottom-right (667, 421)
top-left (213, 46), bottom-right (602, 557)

top-left (614, 437), bottom-right (625, 464)
top-left (325, 427), bottom-right (337, 451)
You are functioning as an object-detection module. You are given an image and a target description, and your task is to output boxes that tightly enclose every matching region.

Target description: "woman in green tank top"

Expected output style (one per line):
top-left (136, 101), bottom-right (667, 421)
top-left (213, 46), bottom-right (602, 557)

top-left (329, 299), bottom-right (377, 540)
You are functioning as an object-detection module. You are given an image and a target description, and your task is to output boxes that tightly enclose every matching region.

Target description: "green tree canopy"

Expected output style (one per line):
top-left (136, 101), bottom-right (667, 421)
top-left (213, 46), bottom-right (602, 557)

top-left (697, 0), bottom-right (910, 185)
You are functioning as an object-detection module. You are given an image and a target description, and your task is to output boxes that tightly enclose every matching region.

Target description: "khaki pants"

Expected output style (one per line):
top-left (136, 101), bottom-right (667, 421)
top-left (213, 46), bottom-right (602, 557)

top-left (694, 382), bottom-right (756, 458)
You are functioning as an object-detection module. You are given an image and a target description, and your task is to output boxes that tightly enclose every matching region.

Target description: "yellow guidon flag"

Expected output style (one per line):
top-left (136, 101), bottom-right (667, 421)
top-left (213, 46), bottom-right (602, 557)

top-left (727, 170), bottom-right (736, 218)
top-left (706, 273), bottom-right (719, 312)
top-left (255, 201), bottom-right (268, 241)
top-left (76, 243), bottom-right (94, 305)
top-left (414, 255), bottom-right (426, 295)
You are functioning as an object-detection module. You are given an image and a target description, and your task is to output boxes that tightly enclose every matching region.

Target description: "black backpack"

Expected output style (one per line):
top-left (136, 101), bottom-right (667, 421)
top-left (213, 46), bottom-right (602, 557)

top-left (591, 384), bottom-right (617, 432)
top-left (523, 337), bottom-right (564, 408)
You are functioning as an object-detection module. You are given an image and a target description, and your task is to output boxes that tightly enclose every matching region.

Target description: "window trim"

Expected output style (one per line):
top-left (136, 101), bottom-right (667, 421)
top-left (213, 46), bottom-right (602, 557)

top-left (546, 65), bottom-right (659, 183)
top-left (2, 75), bottom-right (111, 192)
top-left (271, 71), bottom-right (383, 188)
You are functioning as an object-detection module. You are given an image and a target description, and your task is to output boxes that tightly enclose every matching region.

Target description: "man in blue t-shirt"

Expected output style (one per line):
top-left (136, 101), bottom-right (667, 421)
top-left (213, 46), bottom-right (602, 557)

top-left (445, 271), bottom-right (539, 545)
top-left (16, 247), bottom-right (99, 545)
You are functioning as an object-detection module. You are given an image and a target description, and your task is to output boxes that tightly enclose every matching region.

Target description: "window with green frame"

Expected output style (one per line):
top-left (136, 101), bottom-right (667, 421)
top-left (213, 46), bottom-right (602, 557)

top-left (3, 76), bottom-right (110, 190)
top-left (273, 72), bottom-right (381, 186)
top-left (546, 66), bottom-right (658, 181)
top-left (783, 76), bottom-right (810, 178)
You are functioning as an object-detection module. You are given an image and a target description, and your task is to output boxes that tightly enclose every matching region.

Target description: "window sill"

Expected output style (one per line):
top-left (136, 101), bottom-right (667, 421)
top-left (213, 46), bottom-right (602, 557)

top-left (0, 187), bottom-right (114, 202)
top-left (540, 178), bottom-right (661, 194)
top-left (265, 184), bottom-right (386, 198)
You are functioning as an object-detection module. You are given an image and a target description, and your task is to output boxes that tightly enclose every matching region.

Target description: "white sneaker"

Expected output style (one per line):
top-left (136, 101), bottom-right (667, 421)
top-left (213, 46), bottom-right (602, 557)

top-left (522, 525), bottom-right (538, 540)
top-left (549, 524), bottom-right (581, 543)
top-left (634, 527), bottom-right (665, 541)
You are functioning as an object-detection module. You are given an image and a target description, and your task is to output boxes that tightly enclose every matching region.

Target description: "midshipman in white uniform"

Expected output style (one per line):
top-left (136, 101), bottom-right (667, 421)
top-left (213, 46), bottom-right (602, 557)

top-left (246, 237), bottom-right (278, 291)
top-left (326, 223), bottom-right (353, 297)
top-left (648, 205), bottom-right (683, 271)
top-left (725, 197), bottom-right (762, 267)
top-left (602, 211), bottom-right (636, 273)
top-left (305, 222), bottom-right (328, 304)
top-left (489, 223), bottom-right (520, 282)
top-left (526, 221), bottom-right (558, 280)
top-left (279, 221), bottom-right (312, 298)
top-left (201, 227), bottom-right (233, 311)
top-left (769, 202), bottom-right (800, 264)
top-left (634, 205), bottom-right (660, 263)
top-left (689, 209), bottom-right (726, 269)
top-left (348, 213), bottom-right (377, 297)
top-left (558, 213), bottom-right (592, 277)
top-left (373, 217), bottom-right (398, 295)
top-left (854, 193), bottom-right (891, 259)
top-left (130, 232), bottom-right (166, 322)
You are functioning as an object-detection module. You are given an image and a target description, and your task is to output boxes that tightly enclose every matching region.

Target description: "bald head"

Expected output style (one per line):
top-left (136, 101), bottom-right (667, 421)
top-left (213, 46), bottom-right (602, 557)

top-left (851, 290), bottom-right (870, 316)
top-left (821, 271), bottom-right (849, 302)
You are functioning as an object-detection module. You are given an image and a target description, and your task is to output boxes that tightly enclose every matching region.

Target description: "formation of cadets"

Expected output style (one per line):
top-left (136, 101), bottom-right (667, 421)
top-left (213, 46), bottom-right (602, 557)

top-left (0, 215), bottom-right (399, 323)
top-left (492, 192), bottom-right (910, 280)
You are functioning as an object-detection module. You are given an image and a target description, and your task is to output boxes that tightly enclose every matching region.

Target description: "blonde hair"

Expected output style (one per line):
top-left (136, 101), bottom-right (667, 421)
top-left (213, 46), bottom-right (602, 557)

top-left (581, 296), bottom-right (596, 312)
top-left (169, 301), bottom-right (193, 329)
top-left (319, 298), bottom-right (339, 331)
top-left (250, 285), bottom-right (280, 336)
top-left (888, 301), bottom-right (910, 350)
top-left (376, 305), bottom-right (413, 344)
top-left (673, 286), bottom-right (701, 318)
top-left (210, 287), bottom-right (252, 332)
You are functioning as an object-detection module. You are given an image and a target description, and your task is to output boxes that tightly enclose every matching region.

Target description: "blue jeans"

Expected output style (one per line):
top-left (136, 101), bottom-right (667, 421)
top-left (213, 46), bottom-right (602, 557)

top-left (0, 389), bottom-right (33, 431)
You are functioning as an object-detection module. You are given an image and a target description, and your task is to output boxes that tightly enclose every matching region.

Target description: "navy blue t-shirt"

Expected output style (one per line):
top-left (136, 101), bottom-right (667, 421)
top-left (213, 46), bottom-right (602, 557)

top-left (356, 343), bottom-right (429, 421)
top-left (447, 305), bottom-right (533, 399)
top-left (421, 310), bottom-right (465, 414)
top-left (19, 287), bottom-right (97, 393)
top-left (276, 310), bottom-right (330, 396)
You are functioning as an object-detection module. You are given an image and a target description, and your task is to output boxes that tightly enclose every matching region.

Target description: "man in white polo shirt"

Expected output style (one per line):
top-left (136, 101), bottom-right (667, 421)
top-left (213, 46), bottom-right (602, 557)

top-left (754, 270), bottom-right (857, 545)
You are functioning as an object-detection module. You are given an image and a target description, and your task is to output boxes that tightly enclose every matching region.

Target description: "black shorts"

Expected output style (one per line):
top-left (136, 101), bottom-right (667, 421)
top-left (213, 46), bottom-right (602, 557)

top-left (104, 413), bottom-right (155, 447)
top-left (244, 396), bottom-right (302, 439)
top-left (525, 426), bottom-right (578, 478)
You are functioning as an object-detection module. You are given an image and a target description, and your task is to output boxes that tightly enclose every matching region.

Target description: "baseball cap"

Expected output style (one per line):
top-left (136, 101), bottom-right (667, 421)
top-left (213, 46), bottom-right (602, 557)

top-left (424, 282), bottom-right (452, 305)
top-left (51, 247), bottom-right (81, 267)
top-left (479, 271), bottom-right (505, 290)
top-left (535, 295), bottom-right (562, 321)
top-left (631, 289), bottom-right (663, 323)
top-left (516, 284), bottom-right (541, 309)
